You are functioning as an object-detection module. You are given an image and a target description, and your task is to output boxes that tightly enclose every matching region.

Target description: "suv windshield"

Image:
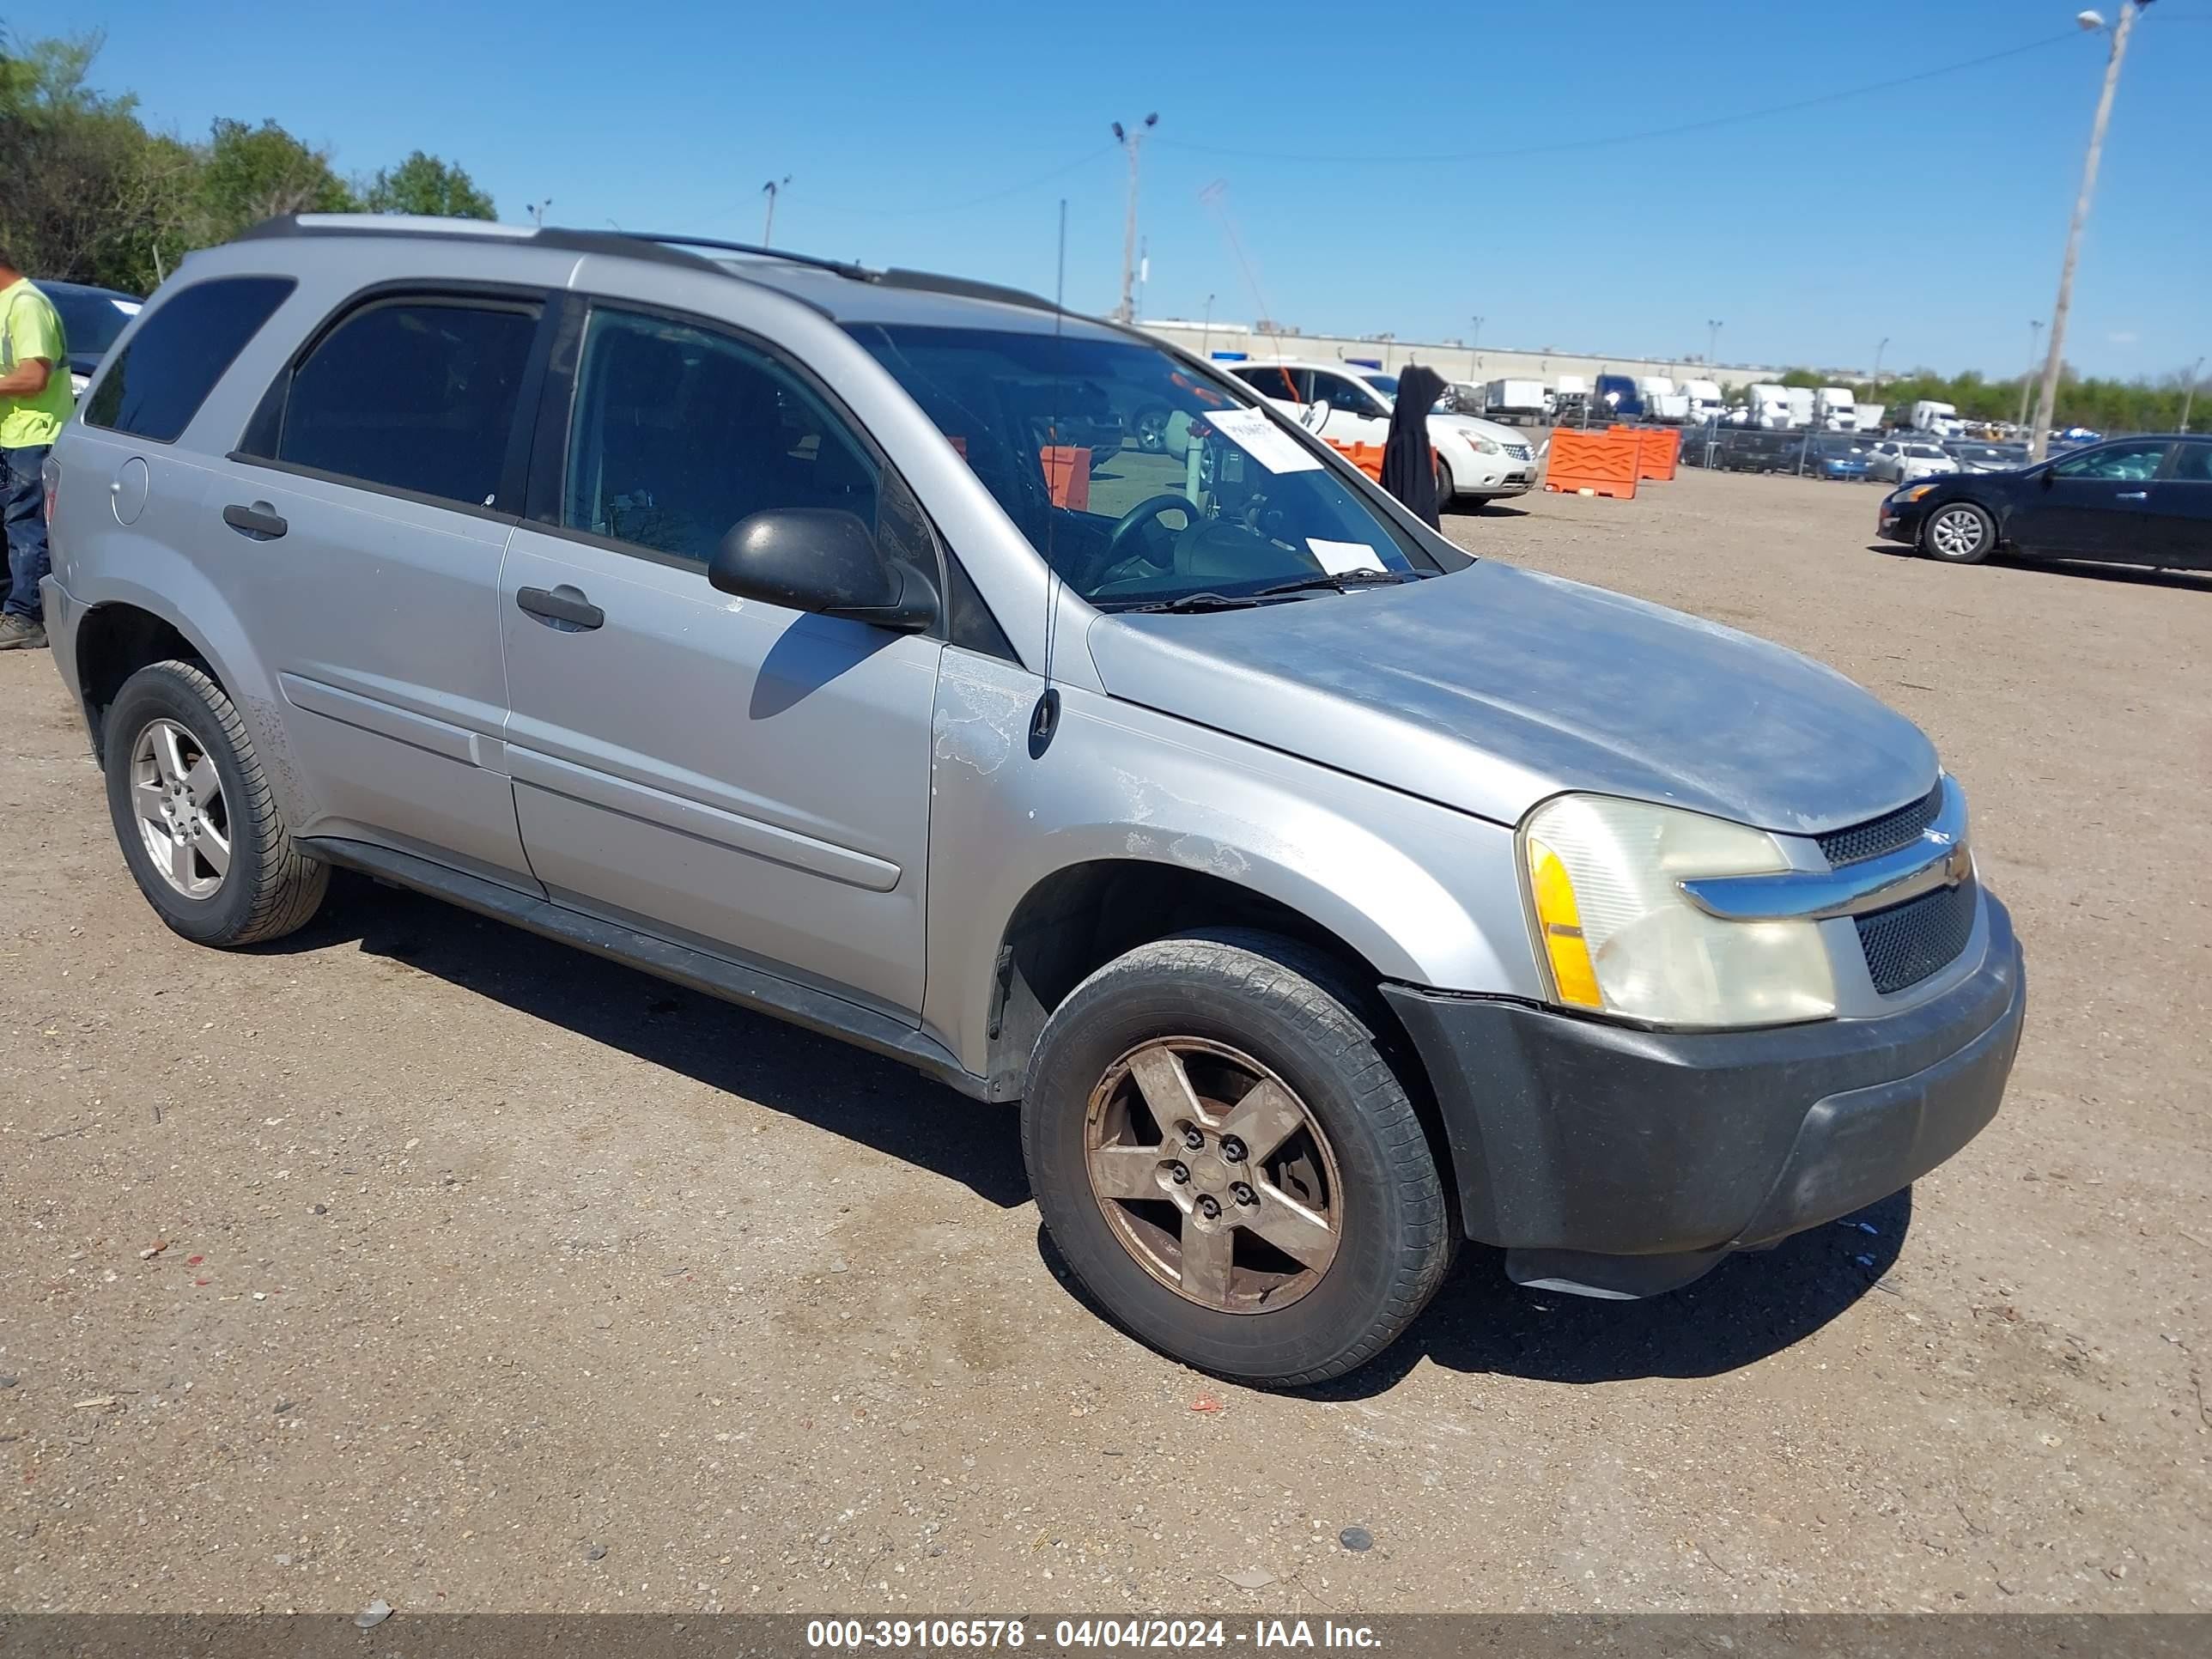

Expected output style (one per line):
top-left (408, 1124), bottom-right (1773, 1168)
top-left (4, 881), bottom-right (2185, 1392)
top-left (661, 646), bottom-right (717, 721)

top-left (851, 325), bottom-right (1429, 609)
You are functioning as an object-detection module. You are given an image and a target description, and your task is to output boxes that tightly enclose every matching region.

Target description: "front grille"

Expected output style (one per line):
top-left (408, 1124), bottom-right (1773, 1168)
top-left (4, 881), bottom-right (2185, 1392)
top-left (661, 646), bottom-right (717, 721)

top-left (1818, 785), bottom-right (1943, 866)
top-left (1856, 879), bottom-right (1978, 994)
top-left (1504, 442), bottom-right (1533, 462)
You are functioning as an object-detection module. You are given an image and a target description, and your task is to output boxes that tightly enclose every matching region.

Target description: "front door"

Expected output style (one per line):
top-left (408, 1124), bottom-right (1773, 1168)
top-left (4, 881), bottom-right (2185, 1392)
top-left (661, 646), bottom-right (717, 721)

top-left (498, 301), bottom-right (940, 1018)
top-left (215, 289), bottom-right (546, 884)
top-left (1302, 369), bottom-right (1393, 448)
top-left (2008, 440), bottom-right (2169, 559)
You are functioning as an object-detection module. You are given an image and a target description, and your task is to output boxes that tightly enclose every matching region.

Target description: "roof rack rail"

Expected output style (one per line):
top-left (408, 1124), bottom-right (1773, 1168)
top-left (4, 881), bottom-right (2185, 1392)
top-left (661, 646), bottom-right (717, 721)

top-left (612, 233), bottom-right (878, 283)
top-left (229, 214), bottom-right (731, 274)
top-left (875, 268), bottom-right (1065, 318)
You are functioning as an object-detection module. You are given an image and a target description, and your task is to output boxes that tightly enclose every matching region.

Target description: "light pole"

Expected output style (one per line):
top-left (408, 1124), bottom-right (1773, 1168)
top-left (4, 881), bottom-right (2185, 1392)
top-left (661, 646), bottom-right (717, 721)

top-left (2017, 320), bottom-right (2044, 431)
top-left (1873, 337), bottom-right (1888, 387)
top-left (761, 175), bottom-right (791, 247)
top-left (2031, 3), bottom-right (2152, 459)
top-left (1200, 293), bottom-right (1215, 359)
top-left (2183, 355), bottom-right (2206, 433)
top-left (1112, 114), bottom-right (1158, 325)
top-left (1469, 314), bottom-right (1485, 381)
top-left (1706, 319), bottom-right (1723, 365)
top-left (527, 198), bottom-right (552, 228)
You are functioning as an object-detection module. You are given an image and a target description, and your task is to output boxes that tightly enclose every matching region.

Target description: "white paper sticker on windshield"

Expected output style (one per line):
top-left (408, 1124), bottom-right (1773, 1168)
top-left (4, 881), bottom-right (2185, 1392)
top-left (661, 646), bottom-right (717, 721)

top-left (1207, 408), bottom-right (1322, 473)
top-left (1307, 538), bottom-right (1388, 575)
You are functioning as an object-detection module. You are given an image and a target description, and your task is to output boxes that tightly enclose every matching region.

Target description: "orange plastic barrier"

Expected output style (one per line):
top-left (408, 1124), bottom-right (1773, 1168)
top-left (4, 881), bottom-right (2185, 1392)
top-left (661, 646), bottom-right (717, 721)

top-left (1328, 440), bottom-right (1388, 482)
top-left (1611, 424), bottom-right (1680, 481)
top-left (1327, 440), bottom-right (1443, 489)
top-left (1543, 429), bottom-right (1640, 499)
top-left (1039, 447), bottom-right (1091, 510)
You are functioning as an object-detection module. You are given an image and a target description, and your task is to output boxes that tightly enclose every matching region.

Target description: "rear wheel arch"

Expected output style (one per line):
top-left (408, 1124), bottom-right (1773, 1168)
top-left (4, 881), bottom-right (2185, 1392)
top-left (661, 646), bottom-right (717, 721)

top-left (75, 602), bottom-right (227, 763)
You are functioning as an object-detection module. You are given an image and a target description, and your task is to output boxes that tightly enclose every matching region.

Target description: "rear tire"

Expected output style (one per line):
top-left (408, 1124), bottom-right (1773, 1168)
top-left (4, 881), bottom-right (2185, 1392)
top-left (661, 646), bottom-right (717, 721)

top-left (1022, 930), bottom-right (1453, 1387)
top-left (103, 660), bottom-right (329, 947)
top-left (1922, 501), bottom-right (1995, 564)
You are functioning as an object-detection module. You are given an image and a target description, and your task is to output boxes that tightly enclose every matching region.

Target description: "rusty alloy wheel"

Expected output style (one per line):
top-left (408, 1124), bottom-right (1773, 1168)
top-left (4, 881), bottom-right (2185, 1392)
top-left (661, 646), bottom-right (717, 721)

top-left (1083, 1036), bottom-right (1341, 1313)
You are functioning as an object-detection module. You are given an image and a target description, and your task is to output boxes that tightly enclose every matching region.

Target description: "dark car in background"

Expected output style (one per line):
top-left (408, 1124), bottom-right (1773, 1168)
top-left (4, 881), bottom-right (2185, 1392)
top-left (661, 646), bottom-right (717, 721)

top-left (39, 279), bottom-right (143, 397)
top-left (1879, 434), bottom-right (2211, 569)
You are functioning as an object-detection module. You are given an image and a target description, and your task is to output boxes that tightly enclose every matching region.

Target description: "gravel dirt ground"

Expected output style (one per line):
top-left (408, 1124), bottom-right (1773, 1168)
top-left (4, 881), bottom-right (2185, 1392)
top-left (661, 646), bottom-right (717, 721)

top-left (2, 466), bottom-right (2206, 1617)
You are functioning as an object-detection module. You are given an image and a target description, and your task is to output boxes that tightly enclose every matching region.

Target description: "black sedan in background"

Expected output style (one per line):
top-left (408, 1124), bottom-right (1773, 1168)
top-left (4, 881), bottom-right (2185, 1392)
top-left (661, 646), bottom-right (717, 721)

top-left (1878, 434), bottom-right (2212, 570)
top-left (39, 278), bottom-right (143, 398)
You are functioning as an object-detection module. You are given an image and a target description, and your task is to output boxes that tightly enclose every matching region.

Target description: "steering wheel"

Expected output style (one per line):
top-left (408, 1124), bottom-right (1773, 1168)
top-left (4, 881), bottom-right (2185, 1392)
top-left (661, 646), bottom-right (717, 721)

top-left (1101, 493), bottom-right (1195, 573)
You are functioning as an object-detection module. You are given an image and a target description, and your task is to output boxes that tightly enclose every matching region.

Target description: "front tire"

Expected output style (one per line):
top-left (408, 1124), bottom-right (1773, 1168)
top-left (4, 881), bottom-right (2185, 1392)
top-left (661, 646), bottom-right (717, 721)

top-left (1433, 455), bottom-right (1455, 514)
top-left (1022, 930), bottom-right (1453, 1387)
top-left (1922, 501), bottom-right (1995, 564)
top-left (103, 660), bottom-right (329, 946)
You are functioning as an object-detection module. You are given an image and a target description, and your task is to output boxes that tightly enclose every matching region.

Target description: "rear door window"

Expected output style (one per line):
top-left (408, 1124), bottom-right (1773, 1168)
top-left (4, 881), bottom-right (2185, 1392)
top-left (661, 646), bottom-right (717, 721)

top-left (81, 276), bottom-right (295, 443)
top-left (267, 297), bottom-right (539, 510)
top-left (2169, 445), bottom-right (2212, 483)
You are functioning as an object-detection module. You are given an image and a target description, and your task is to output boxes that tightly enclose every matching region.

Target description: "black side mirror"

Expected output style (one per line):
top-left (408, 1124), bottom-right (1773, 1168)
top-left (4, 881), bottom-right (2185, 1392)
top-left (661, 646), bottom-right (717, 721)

top-left (708, 507), bottom-right (938, 631)
top-left (2039, 467), bottom-right (2055, 489)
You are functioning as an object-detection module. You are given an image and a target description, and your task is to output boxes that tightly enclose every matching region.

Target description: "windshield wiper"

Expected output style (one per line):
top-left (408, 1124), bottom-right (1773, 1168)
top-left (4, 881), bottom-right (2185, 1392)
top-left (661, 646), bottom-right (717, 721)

top-left (1253, 569), bottom-right (1422, 599)
top-left (1117, 591), bottom-right (1273, 615)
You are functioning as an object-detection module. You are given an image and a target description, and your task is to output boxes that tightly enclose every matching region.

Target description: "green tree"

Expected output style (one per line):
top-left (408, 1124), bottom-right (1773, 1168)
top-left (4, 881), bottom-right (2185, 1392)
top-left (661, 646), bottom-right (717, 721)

top-left (362, 149), bottom-right (494, 219)
top-left (0, 27), bottom-right (189, 291)
top-left (191, 117), bottom-right (355, 243)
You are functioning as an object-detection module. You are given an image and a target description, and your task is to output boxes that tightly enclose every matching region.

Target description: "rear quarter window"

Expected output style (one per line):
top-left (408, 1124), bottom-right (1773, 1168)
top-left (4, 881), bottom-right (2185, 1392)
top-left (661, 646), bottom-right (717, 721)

top-left (82, 276), bottom-right (296, 444)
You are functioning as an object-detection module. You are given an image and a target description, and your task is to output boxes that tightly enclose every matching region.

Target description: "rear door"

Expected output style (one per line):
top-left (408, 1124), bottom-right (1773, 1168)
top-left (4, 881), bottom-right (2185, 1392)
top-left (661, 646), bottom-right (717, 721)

top-left (1229, 364), bottom-right (1307, 411)
top-left (2140, 441), bottom-right (2212, 569)
top-left (216, 287), bottom-right (548, 882)
top-left (497, 298), bottom-right (940, 1018)
top-left (2006, 440), bottom-right (2169, 560)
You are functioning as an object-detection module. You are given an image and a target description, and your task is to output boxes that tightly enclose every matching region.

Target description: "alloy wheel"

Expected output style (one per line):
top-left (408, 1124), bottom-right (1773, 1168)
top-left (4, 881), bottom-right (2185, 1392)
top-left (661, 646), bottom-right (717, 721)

top-left (1930, 507), bottom-right (1987, 559)
top-left (130, 717), bottom-right (231, 900)
top-left (1083, 1036), bottom-right (1341, 1313)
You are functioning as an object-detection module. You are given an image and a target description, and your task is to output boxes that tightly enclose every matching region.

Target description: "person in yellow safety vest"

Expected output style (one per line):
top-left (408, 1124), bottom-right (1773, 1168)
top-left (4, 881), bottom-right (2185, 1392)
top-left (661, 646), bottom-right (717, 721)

top-left (0, 248), bottom-right (76, 651)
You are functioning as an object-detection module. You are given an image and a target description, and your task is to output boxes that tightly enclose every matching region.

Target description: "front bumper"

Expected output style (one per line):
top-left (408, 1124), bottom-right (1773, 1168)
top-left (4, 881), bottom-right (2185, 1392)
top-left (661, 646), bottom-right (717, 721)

top-left (1381, 893), bottom-right (2025, 1298)
top-left (1876, 497), bottom-right (1926, 544)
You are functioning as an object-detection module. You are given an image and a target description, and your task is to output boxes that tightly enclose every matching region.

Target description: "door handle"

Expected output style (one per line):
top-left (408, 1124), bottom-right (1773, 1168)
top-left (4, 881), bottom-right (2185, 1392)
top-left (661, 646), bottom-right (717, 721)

top-left (2114, 490), bottom-right (2148, 501)
top-left (222, 503), bottom-right (288, 539)
top-left (516, 584), bottom-right (604, 631)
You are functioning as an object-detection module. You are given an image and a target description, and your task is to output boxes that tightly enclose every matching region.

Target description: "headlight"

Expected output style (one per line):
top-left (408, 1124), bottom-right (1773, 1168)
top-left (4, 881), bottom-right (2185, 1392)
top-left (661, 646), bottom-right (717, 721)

top-left (1898, 483), bottom-right (1939, 503)
top-left (1464, 434), bottom-right (1501, 455)
top-left (1520, 793), bottom-right (1837, 1029)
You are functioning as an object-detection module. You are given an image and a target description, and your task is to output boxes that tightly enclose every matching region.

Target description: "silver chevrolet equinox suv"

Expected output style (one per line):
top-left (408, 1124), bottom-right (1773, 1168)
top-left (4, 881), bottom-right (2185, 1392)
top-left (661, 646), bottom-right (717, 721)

top-left (42, 216), bottom-right (2026, 1385)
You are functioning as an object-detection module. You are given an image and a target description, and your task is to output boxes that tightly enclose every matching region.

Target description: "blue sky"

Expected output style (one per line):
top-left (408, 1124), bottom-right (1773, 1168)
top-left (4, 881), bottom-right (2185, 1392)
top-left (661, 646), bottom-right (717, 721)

top-left (67, 0), bottom-right (2210, 379)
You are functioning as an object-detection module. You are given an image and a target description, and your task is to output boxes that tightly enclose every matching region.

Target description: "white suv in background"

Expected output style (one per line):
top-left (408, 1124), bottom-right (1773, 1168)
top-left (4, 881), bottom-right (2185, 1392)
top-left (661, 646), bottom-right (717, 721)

top-left (1228, 361), bottom-right (1538, 509)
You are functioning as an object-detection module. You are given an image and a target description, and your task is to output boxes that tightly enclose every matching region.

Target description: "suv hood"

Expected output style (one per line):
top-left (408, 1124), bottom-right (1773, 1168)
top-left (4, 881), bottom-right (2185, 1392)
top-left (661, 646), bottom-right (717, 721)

top-left (1084, 562), bottom-right (1936, 835)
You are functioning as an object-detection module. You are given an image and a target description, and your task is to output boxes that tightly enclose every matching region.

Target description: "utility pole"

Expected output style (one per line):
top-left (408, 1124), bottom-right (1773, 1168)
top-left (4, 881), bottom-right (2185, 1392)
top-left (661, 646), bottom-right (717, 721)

top-left (2032, 2), bottom-right (2151, 460)
top-left (1112, 114), bottom-right (1158, 325)
top-left (2182, 355), bottom-right (2206, 433)
top-left (1706, 319), bottom-right (1723, 365)
top-left (1200, 293), bottom-right (1215, 359)
top-left (2017, 320), bottom-right (2044, 432)
top-left (527, 198), bottom-right (552, 228)
top-left (761, 176), bottom-right (791, 247)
